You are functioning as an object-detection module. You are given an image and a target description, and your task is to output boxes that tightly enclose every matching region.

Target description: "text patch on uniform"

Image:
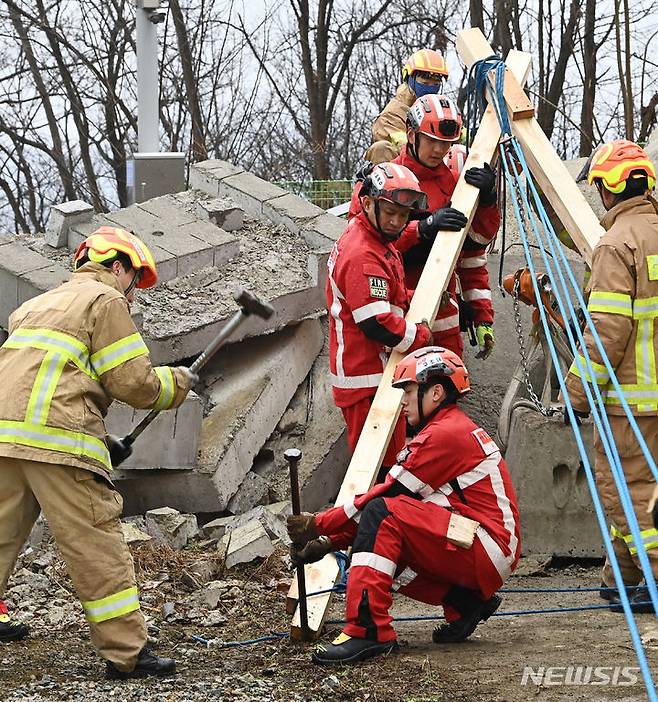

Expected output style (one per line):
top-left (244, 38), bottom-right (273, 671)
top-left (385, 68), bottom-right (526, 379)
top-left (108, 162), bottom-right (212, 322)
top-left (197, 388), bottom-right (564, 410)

top-left (369, 276), bottom-right (388, 299)
top-left (647, 255), bottom-right (658, 281)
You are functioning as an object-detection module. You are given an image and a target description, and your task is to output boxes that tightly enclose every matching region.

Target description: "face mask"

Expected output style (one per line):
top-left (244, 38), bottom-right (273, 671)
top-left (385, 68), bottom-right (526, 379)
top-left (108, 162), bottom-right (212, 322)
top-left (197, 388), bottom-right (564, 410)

top-left (409, 76), bottom-right (441, 98)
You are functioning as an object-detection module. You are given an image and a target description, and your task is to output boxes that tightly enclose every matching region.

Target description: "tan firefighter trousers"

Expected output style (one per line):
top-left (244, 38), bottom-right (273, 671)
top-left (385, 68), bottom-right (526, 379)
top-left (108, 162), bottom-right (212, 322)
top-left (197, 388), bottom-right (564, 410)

top-left (0, 456), bottom-right (146, 671)
top-left (595, 415), bottom-right (658, 587)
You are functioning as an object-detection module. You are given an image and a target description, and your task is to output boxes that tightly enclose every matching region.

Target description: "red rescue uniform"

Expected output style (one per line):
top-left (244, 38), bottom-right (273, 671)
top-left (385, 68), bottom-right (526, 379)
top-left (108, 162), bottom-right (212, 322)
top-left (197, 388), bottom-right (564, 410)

top-left (326, 211), bottom-right (432, 464)
top-left (316, 404), bottom-right (520, 642)
top-left (348, 148), bottom-right (499, 357)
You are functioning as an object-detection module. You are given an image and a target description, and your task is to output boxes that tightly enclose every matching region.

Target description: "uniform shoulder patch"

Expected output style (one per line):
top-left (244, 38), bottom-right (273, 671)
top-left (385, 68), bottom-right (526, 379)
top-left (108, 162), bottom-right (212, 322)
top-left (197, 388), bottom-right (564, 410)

top-left (368, 276), bottom-right (388, 299)
top-left (647, 254), bottom-right (658, 281)
top-left (396, 446), bottom-right (412, 464)
top-left (471, 427), bottom-right (498, 456)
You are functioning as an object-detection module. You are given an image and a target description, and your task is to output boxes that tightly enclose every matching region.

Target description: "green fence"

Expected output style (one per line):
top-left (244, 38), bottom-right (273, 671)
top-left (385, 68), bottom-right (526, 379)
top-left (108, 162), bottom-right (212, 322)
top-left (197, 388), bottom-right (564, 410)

top-left (275, 179), bottom-right (353, 210)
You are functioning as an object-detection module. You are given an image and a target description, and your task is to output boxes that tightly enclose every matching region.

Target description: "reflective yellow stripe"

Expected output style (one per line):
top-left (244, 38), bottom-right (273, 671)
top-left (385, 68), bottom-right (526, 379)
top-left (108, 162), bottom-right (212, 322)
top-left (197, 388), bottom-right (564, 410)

top-left (0, 420), bottom-right (111, 469)
top-left (389, 131), bottom-right (407, 146)
top-left (613, 525), bottom-right (658, 555)
top-left (153, 366), bottom-right (175, 410)
top-left (82, 586), bottom-right (140, 623)
top-left (568, 355), bottom-right (609, 385)
top-left (634, 296), bottom-right (658, 319)
top-left (610, 524), bottom-right (625, 540)
top-left (635, 317), bottom-right (657, 411)
top-left (25, 352), bottom-right (67, 425)
top-left (91, 333), bottom-right (149, 376)
top-left (4, 328), bottom-right (97, 379)
top-left (587, 291), bottom-right (633, 317)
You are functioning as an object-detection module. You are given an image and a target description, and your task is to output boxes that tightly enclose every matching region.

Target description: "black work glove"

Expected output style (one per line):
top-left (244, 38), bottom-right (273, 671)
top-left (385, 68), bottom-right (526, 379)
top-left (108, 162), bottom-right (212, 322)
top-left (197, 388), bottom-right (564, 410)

top-left (564, 407), bottom-right (590, 427)
top-left (289, 536), bottom-right (333, 568)
top-left (418, 206), bottom-right (468, 241)
top-left (106, 434), bottom-right (133, 467)
top-left (464, 163), bottom-right (497, 206)
top-left (355, 161), bottom-right (374, 182)
top-left (286, 512), bottom-right (319, 545)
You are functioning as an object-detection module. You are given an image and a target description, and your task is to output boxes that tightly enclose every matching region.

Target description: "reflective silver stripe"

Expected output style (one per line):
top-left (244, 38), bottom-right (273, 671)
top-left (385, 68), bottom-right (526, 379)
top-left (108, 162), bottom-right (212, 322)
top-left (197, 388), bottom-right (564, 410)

top-left (432, 313), bottom-right (460, 332)
top-left (476, 526), bottom-right (513, 580)
top-left (634, 299), bottom-right (658, 318)
top-left (389, 464), bottom-right (433, 497)
top-left (462, 288), bottom-right (492, 302)
top-left (459, 255), bottom-right (488, 269)
top-left (392, 566), bottom-right (418, 592)
top-left (330, 372), bottom-right (383, 389)
top-left (153, 367), bottom-right (175, 410)
top-left (605, 388), bottom-right (658, 401)
top-left (352, 301), bottom-right (391, 323)
top-left (390, 304), bottom-right (404, 317)
top-left (343, 500), bottom-right (359, 519)
top-left (27, 352), bottom-right (67, 425)
top-left (456, 453), bottom-right (503, 489)
top-left (423, 491), bottom-right (452, 507)
top-left (637, 318), bottom-right (655, 386)
top-left (393, 320), bottom-right (417, 353)
top-left (467, 230), bottom-right (491, 245)
top-left (351, 552), bottom-right (397, 577)
top-left (488, 462), bottom-right (518, 558)
top-left (90, 334), bottom-right (149, 375)
top-left (329, 275), bottom-right (346, 380)
top-left (5, 329), bottom-right (96, 377)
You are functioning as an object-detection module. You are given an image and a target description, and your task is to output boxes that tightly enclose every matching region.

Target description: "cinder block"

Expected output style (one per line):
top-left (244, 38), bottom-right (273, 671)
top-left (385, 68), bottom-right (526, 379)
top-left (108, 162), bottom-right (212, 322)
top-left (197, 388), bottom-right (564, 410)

top-left (137, 196), bottom-right (197, 227)
top-left (505, 407), bottom-right (600, 558)
top-left (45, 200), bottom-right (94, 248)
top-left (220, 520), bottom-right (273, 568)
top-left (145, 507), bottom-right (198, 550)
top-left (201, 516), bottom-right (236, 541)
top-left (189, 160), bottom-right (244, 197)
top-left (0, 243), bottom-right (57, 327)
top-left (198, 319), bottom-right (324, 510)
top-left (196, 198), bottom-right (244, 232)
top-left (262, 193), bottom-right (326, 236)
top-left (302, 212), bottom-right (346, 245)
top-left (17, 264), bottom-right (69, 306)
top-left (227, 472), bottom-right (269, 515)
top-left (175, 222), bottom-right (240, 267)
top-left (218, 172), bottom-right (288, 218)
top-left (104, 392), bottom-right (202, 469)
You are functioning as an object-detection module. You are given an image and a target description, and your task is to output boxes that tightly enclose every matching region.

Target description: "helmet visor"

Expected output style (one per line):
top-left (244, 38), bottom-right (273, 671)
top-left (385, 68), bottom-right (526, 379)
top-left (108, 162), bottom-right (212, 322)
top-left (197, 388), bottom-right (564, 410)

top-left (382, 188), bottom-right (428, 210)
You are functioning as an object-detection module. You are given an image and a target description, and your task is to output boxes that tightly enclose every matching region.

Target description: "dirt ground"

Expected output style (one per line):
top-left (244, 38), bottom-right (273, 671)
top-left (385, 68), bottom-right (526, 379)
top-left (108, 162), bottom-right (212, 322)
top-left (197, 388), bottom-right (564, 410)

top-left (2, 546), bottom-right (657, 702)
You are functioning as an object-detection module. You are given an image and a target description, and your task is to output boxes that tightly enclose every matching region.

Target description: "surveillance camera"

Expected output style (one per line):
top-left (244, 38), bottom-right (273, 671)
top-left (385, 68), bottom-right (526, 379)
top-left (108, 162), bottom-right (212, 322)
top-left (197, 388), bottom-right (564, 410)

top-left (147, 7), bottom-right (166, 23)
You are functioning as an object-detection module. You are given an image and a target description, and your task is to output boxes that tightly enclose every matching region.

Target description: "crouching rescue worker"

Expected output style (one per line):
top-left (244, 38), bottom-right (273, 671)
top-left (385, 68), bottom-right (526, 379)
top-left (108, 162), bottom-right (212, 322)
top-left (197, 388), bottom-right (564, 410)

top-left (288, 347), bottom-right (520, 664)
top-left (565, 140), bottom-right (658, 612)
top-left (0, 227), bottom-right (197, 676)
top-left (0, 597), bottom-right (28, 641)
top-left (327, 163), bottom-right (432, 467)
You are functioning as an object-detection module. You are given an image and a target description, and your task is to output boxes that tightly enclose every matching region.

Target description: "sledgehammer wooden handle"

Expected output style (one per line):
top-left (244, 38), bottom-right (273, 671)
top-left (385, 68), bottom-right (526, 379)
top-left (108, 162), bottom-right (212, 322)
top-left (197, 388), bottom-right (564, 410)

top-left (123, 288), bottom-right (274, 445)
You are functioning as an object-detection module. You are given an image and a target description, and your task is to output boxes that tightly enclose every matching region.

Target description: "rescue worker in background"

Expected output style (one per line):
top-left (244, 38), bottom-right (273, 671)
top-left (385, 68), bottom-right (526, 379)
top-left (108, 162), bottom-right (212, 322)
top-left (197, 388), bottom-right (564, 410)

top-left (564, 140), bottom-right (658, 613)
top-left (0, 227), bottom-right (197, 676)
top-left (287, 347), bottom-right (520, 664)
top-left (351, 95), bottom-right (499, 359)
top-left (327, 163), bottom-right (432, 470)
top-left (365, 49), bottom-right (449, 165)
top-left (0, 598), bottom-right (28, 641)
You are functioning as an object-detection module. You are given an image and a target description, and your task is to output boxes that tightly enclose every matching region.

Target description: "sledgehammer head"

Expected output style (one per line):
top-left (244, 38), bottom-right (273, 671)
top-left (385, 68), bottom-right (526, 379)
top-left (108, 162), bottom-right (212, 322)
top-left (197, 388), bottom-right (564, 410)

top-left (233, 287), bottom-right (275, 320)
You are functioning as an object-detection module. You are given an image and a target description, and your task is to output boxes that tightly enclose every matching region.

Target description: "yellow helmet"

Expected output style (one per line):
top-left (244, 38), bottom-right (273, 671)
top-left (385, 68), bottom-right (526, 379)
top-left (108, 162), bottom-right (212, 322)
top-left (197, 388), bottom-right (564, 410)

top-left (587, 139), bottom-right (656, 194)
top-left (74, 226), bottom-right (158, 288)
top-left (402, 49), bottom-right (449, 82)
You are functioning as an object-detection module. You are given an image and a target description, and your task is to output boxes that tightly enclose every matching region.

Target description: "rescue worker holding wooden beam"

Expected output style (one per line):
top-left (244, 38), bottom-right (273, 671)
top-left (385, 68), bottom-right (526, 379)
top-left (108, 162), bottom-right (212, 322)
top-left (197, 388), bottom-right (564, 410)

top-left (288, 347), bottom-right (520, 664)
top-left (0, 227), bottom-right (197, 676)
top-left (565, 140), bottom-right (658, 613)
top-left (365, 49), bottom-right (449, 165)
top-left (326, 163), bottom-right (433, 468)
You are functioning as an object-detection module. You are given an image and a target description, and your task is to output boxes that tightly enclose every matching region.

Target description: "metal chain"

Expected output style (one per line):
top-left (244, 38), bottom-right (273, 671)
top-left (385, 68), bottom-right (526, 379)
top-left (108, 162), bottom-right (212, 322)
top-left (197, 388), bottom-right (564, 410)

top-left (512, 278), bottom-right (553, 416)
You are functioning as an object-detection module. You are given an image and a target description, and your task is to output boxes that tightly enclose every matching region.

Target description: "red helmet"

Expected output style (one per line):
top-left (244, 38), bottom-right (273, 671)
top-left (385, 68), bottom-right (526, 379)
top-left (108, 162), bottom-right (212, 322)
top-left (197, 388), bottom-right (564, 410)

top-left (392, 346), bottom-right (471, 395)
top-left (362, 162), bottom-right (428, 211)
top-left (444, 144), bottom-right (467, 180)
top-left (407, 95), bottom-right (462, 143)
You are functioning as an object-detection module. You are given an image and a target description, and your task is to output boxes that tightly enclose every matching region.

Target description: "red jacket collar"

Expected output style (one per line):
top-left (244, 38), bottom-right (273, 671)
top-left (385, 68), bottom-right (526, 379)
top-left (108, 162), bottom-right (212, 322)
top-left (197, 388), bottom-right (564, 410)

top-left (353, 210), bottom-right (399, 251)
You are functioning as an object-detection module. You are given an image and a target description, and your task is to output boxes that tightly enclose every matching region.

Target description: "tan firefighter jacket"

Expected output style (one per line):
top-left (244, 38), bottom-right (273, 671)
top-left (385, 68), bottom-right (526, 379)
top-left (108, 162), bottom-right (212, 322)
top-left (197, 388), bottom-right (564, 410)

top-left (371, 82), bottom-right (416, 151)
top-left (566, 196), bottom-right (658, 416)
top-left (0, 262), bottom-right (192, 478)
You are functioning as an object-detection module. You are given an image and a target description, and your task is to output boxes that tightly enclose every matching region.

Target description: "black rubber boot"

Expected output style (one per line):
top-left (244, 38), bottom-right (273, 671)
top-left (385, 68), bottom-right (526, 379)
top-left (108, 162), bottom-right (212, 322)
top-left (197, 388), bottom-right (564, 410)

top-left (312, 632), bottom-right (398, 665)
top-left (106, 647), bottom-right (176, 679)
top-left (0, 620), bottom-right (29, 642)
top-left (433, 587), bottom-right (501, 644)
top-left (610, 587), bottom-right (653, 614)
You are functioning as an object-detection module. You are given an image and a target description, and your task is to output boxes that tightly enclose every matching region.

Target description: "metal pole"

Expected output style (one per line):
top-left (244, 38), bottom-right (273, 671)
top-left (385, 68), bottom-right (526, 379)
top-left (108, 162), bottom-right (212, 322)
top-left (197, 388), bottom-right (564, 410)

top-left (136, 4), bottom-right (159, 153)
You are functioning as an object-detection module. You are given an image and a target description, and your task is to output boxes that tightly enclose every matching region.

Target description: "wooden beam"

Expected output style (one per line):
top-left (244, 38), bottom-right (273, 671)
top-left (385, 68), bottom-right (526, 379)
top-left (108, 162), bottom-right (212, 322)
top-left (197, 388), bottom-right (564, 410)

top-left (288, 45), bottom-right (533, 639)
top-left (456, 28), bottom-right (603, 265)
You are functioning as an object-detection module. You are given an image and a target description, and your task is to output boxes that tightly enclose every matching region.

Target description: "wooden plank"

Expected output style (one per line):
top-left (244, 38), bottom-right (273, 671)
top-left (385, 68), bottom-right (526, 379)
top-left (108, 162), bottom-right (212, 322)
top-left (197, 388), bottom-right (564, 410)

top-left (288, 45), bottom-right (534, 639)
top-left (457, 28), bottom-right (603, 265)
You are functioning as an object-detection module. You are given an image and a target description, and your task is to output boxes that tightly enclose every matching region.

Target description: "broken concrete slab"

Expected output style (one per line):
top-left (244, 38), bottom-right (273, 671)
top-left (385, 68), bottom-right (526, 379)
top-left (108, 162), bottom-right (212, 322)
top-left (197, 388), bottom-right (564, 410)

top-left (145, 507), bottom-right (199, 550)
top-left (105, 393), bottom-right (202, 470)
top-left (505, 407), bottom-right (601, 558)
top-left (17, 263), bottom-right (69, 308)
top-left (227, 472), bottom-right (269, 515)
top-left (201, 516), bottom-right (236, 541)
top-left (265, 501), bottom-right (292, 520)
top-left (232, 505), bottom-right (290, 544)
top-left (189, 160), bottom-right (244, 197)
top-left (198, 318), bottom-right (324, 511)
top-left (217, 172), bottom-right (289, 217)
top-left (261, 193), bottom-right (326, 236)
top-left (220, 520), bottom-right (274, 569)
top-left (175, 221), bottom-right (240, 267)
top-left (121, 522), bottom-right (152, 545)
top-left (196, 197), bottom-right (244, 232)
top-left (137, 195), bottom-right (198, 227)
top-left (45, 200), bottom-right (94, 248)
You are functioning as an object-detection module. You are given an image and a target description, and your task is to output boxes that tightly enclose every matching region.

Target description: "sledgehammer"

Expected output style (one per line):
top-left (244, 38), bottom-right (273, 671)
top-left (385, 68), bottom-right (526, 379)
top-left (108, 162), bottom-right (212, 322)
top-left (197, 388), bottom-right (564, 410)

top-left (285, 447), bottom-right (311, 641)
top-left (120, 288), bottom-right (274, 449)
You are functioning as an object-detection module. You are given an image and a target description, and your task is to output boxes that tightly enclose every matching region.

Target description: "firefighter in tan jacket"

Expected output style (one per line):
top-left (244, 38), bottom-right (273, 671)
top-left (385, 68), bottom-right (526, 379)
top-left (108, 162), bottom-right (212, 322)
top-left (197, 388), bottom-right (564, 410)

top-left (565, 140), bottom-right (658, 613)
top-left (365, 49), bottom-right (449, 165)
top-left (0, 227), bottom-right (196, 677)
